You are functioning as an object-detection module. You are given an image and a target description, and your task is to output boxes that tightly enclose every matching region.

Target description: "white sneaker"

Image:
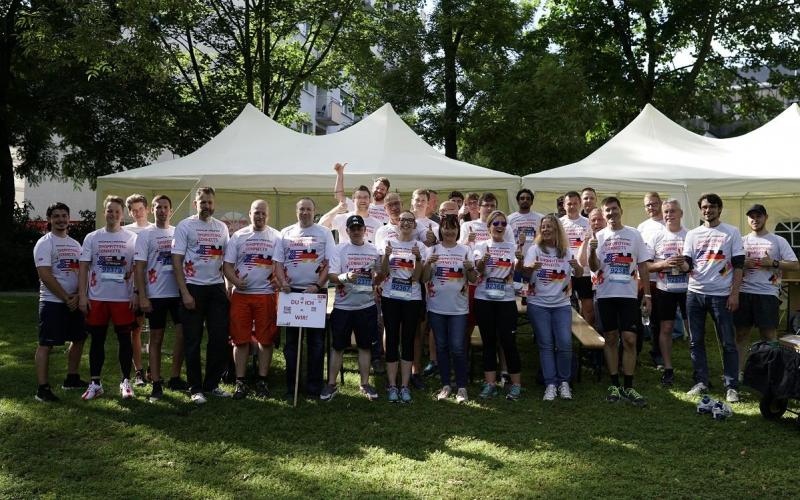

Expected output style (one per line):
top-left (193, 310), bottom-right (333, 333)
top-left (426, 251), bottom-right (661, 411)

top-left (119, 379), bottom-right (134, 399)
top-left (211, 387), bottom-right (232, 398)
top-left (726, 388), bottom-right (739, 403)
top-left (686, 382), bottom-right (708, 396)
top-left (191, 392), bottom-right (208, 405)
top-left (81, 382), bottom-right (104, 400)
top-left (436, 385), bottom-right (452, 401)
top-left (558, 381), bottom-right (572, 400)
top-left (456, 388), bottom-right (468, 403)
top-left (543, 384), bottom-right (557, 401)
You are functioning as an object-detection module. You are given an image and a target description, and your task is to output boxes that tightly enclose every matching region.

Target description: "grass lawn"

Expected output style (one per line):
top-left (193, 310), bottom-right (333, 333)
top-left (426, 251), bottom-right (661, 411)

top-left (0, 294), bottom-right (797, 499)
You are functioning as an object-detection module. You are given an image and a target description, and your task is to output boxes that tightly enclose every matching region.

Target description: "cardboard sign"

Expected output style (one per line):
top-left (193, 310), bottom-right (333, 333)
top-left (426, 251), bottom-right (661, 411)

top-left (277, 292), bottom-right (327, 329)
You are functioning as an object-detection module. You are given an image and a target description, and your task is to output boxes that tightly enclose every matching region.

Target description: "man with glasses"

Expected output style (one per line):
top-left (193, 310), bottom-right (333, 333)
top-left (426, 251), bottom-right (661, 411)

top-left (458, 192), bottom-right (514, 249)
top-left (508, 189), bottom-right (543, 264)
top-left (637, 192), bottom-right (666, 367)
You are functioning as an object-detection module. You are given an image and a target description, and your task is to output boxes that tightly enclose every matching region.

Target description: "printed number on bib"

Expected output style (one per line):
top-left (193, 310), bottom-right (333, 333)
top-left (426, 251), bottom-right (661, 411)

top-left (486, 277), bottom-right (507, 299)
top-left (390, 277), bottom-right (412, 299)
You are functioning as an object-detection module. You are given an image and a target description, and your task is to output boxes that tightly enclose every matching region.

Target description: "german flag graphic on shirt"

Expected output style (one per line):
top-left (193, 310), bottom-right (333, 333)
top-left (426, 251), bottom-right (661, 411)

top-left (198, 245), bottom-right (224, 259)
top-left (287, 248), bottom-right (318, 266)
top-left (705, 249), bottom-right (726, 261)
top-left (495, 257), bottom-right (513, 269)
top-left (391, 256), bottom-right (415, 270)
top-left (57, 258), bottom-right (79, 273)
top-left (243, 254), bottom-right (273, 268)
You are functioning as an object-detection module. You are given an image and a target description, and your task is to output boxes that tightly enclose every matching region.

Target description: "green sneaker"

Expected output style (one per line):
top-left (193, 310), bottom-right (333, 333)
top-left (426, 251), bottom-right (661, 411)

top-left (479, 382), bottom-right (498, 399)
top-left (606, 385), bottom-right (622, 403)
top-left (623, 387), bottom-right (647, 407)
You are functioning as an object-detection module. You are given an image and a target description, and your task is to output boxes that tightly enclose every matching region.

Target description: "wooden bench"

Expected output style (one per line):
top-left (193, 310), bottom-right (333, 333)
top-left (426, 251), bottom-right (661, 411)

top-left (571, 309), bottom-right (604, 381)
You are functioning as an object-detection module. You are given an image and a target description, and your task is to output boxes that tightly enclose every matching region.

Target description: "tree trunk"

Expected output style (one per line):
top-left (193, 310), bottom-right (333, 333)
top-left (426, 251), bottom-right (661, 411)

top-left (0, 0), bottom-right (21, 229)
top-left (441, 0), bottom-right (459, 159)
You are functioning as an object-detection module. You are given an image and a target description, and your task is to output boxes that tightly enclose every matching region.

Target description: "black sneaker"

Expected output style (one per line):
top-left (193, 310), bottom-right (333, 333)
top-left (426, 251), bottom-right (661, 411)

top-left (606, 385), bottom-right (622, 403)
top-left (232, 380), bottom-right (248, 400)
top-left (623, 387), bottom-right (648, 407)
top-left (661, 371), bottom-right (675, 387)
top-left (61, 375), bottom-right (88, 390)
top-left (35, 385), bottom-right (59, 403)
top-left (167, 377), bottom-right (189, 391)
top-left (149, 381), bottom-right (164, 401)
top-left (134, 370), bottom-right (147, 387)
top-left (255, 380), bottom-right (270, 398)
top-left (410, 374), bottom-right (426, 390)
top-left (422, 361), bottom-right (438, 377)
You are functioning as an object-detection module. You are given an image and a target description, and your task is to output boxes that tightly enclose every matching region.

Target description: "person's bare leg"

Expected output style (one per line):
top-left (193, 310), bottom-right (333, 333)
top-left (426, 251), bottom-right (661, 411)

top-left (387, 361), bottom-right (398, 387)
top-left (621, 331), bottom-right (637, 376)
top-left (148, 330), bottom-right (165, 382)
top-left (258, 344), bottom-right (273, 378)
top-left (358, 348), bottom-right (371, 385)
top-left (580, 297), bottom-right (595, 327)
top-left (401, 360), bottom-right (413, 387)
top-left (67, 340), bottom-right (84, 375)
top-left (735, 325), bottom-right (752, 374)
top-left (603, 330), bottom-right (620, 378)
top-left (327, 349), bottom-right (343, 385)
top-left (35, 346), bottom-right (52, 385)
top-left (659, 321), bottom-right (675, 369)
top-left (233, 344), bottom-right (249, 378)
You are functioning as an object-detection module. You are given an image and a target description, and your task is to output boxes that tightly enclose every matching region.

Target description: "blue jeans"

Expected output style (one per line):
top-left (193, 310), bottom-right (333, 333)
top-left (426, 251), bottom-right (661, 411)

top-left (527, 304), bottom-right (572, 385)
top-left (428, 312), bottom-right (468, 388)
top-left (686, 292), bottom-right (739, 389)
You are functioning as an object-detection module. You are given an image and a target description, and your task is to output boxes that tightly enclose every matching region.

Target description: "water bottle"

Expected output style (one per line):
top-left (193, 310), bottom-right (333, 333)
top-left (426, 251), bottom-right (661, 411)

top-left (641, 304), bottom-right (650, 327)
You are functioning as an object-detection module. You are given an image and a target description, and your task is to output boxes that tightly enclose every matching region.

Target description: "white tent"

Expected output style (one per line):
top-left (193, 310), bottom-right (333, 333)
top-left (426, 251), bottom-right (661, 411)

top-left (97, 103), bottom-right (521, 228)
top-left (522, 104), bottom-right (800, 229)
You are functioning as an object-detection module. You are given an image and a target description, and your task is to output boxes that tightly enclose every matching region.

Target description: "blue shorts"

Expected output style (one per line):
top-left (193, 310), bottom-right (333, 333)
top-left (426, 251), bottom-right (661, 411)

top-left (38, 301), bottom-right (87, 346)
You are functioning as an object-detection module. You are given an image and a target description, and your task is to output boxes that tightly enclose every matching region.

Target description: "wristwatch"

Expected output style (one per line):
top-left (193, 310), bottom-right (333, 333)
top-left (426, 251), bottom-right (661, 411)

top-left (772, 260), bottom-right (780, 269)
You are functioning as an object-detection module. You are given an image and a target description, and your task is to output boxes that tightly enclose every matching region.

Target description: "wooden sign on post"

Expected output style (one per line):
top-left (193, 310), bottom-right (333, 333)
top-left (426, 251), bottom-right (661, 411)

top-left (277, 292), bottom-right (327, 329)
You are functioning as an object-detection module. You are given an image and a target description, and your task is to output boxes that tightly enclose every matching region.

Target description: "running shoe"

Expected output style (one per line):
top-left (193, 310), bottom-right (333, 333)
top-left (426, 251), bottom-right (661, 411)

top-left (606, 385), bottom-right (621, 403)
top-left (712, 401), bottom-right (733, 420)
top-left (558, 381), bottom-right (572, 400)
top-left (82, 382), bottom-right (104, 400)
top-left (255, 380), bottom-right (270, 399)
top-left (35, 385), bottom-right (59, 403)
top-left (149, 381), bottom-right (164, 401)
top-left (423, 361), bottom-right (438, 377)
top-left (191, 392), bottom-right (207, 405)
top-left (410, 374), bottom-right (426, 390)
top-left (359, 384), bottom-right (379, 401)
top-left (506, 384), bottom-right (522, 401)
top-left (134, 370), bottom-right (147, 387)
top-left (400, 386), bottom-right (413, 403)
top-left (686, 382), bottom-right (708, 396)
top-left (696, 395), bottom-right (717, 415)
top-left (726, 388), bottom-right (739, 403)
top-left (542, 384), bottom-right (557, 401)
top-left (436, 385), bottom-right (452, 401)
top-left (167, 377), bottom-right (189, 391)
top-left (320, 384), bottom-right (338, 401)
top-left (120, 379), bottom-right (134, 399)
top-left (211, 387), bottom-right (232, 398)
top-left (623, 387), bottom-right (647, 407)
top-left (479, 382), bottom-right (498, 399)
top-left (233, 380), bottom-right (248, 400)
top-left (387, 385), bottom-right (399, 403)
top-left (61, 375), bottom-right (88, 390)
top-left (455, 388), bottom-right (468, 404)
top-left (660, 371), bottom-right (675, 387)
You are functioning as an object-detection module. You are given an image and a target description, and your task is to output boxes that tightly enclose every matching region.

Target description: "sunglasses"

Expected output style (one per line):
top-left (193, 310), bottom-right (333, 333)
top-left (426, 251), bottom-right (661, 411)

top-left (399, 218), bottom-right (416, 225)
top-left (491, 220), bottom-right (507, 227)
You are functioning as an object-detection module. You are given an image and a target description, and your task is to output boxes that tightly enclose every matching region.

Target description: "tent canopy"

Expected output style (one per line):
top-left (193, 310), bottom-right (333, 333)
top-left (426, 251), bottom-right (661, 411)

top-left (523, 103), bottom-right (800, 228)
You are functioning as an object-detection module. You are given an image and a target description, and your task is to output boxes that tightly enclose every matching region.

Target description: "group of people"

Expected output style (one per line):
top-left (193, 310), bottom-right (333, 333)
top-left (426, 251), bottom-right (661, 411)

top-left (33, 164), bottom-right (798, 408)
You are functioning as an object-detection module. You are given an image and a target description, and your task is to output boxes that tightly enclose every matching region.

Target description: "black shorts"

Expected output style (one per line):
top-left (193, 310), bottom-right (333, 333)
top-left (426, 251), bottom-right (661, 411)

top-left (38, 301), bottom-right (87, 346)
top-left (597, 297), bottom-right (639, 334)
top-left (572, 276), bottom-right (593, 300)
top-left (734, 292), bottom-right (780, 329)
top-left (330, 305), bottom-right (378, 351)
top-left (653, 288), bottom-right (687, 322)
top-left (146, 297), bottom-right (181, 330)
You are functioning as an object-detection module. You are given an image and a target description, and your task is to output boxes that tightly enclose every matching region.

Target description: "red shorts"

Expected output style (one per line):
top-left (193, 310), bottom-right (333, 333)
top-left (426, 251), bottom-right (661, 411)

top-left (229, 292), bottom-right (278, 346)
top-left (86, 300), bottom-right (136, 327)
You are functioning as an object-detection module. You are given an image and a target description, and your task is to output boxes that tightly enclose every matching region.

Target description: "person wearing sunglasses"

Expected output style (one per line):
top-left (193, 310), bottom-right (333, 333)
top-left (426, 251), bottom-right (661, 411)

top-left (379, 210), bottom-right (426, 403)
top-left (473, 210), bottom-right (524, 400)
top-left (422, 214), bottom-right (477, 403)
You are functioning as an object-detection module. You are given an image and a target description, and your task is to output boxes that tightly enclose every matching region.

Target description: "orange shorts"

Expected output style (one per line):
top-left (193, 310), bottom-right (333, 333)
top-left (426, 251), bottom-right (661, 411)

top-left (229, 292), bottom-right (278, 346)
top-left (86, 300), bottom-right (136, 327)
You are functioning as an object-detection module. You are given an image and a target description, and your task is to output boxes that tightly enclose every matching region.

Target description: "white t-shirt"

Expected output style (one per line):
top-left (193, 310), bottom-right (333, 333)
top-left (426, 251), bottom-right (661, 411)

top-left (473, 240), bottom-right (516, 302)
top-left (508, 211), bottom-right (543, 258)
top-left (124, 222), bottom-right (154, 235)
top-left (80, 228), bottom-right (137, 302)
top-left (172, 216), bottom-right (229, 286)
top-left (224, 225), bottom-right (283, 295)
top-left (560, 215), bottom-right (591, 276)
top-left (638, 218), bottom-right (666, 282)
top-left (279, 223), bottom-right (336, 288)
top-left (424, 243), bottom-right (471, 315)
top-left (345, 197), bottom-right (390, 225)
top-left (380, 239), bottom-right (425, 301)
top-left (524, 245), bottom-right (573, 307)
top-left (593, 226), bottom-right (651, 299)
top-left (415, 217), bottom-right (440, 245)
top-left (651, 227), bottom-right (689, 293)
top-left (134, 226), bottom-right (179, 299)
top-left (33, 232), bottom-right (82, 303)
top-left (741, 232), bottom-right (797, 297)
top-left (683, 223), bottom-right (745, 296)
top-left (374, 223), bottom-right (401, 251)
top-left (332, 212), bottom-right (382, 246)
top-left (458, 220), bottom-right (514, 250)
top-left (330, 242), bottom-right (379, 310)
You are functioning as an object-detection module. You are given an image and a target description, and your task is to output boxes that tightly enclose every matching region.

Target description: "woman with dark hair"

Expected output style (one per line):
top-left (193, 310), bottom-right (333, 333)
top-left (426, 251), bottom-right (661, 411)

top-left (422, 215), bottom-right (477, 403)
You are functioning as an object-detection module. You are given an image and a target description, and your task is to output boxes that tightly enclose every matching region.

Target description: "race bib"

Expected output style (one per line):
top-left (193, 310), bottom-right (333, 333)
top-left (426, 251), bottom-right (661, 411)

top-left (665, 272), bottom-right (688, 291)
top-left (162, 264), bottom-right (173, 273)
top-left (390, 277), bottom-right (412, 299)
top-left (353, 273), bottom-right (373, 293)
top-left (609, 263), bottom-right (631, 283)
top-left (101, 272), bottom-right (124, 282)
top-left (486, 277), bottom-right (507, 300)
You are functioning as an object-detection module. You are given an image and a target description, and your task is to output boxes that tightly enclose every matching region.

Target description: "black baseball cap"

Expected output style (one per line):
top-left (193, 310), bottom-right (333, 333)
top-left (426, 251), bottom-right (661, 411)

top-left (346, 215), bottom-right (365, 228)
top-left (746, 204), bottom-right (767, 217)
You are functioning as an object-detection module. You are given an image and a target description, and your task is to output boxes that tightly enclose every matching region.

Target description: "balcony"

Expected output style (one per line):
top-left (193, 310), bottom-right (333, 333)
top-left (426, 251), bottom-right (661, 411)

top-left (316, 99), bottom-right (343, 126)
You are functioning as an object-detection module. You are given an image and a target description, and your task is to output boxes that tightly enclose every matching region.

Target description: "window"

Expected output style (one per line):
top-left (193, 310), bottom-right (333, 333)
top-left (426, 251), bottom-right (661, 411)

top-left (300, 123), bottom-right (311, 135)
top-left (775, 220), bottom-right (800, 258)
